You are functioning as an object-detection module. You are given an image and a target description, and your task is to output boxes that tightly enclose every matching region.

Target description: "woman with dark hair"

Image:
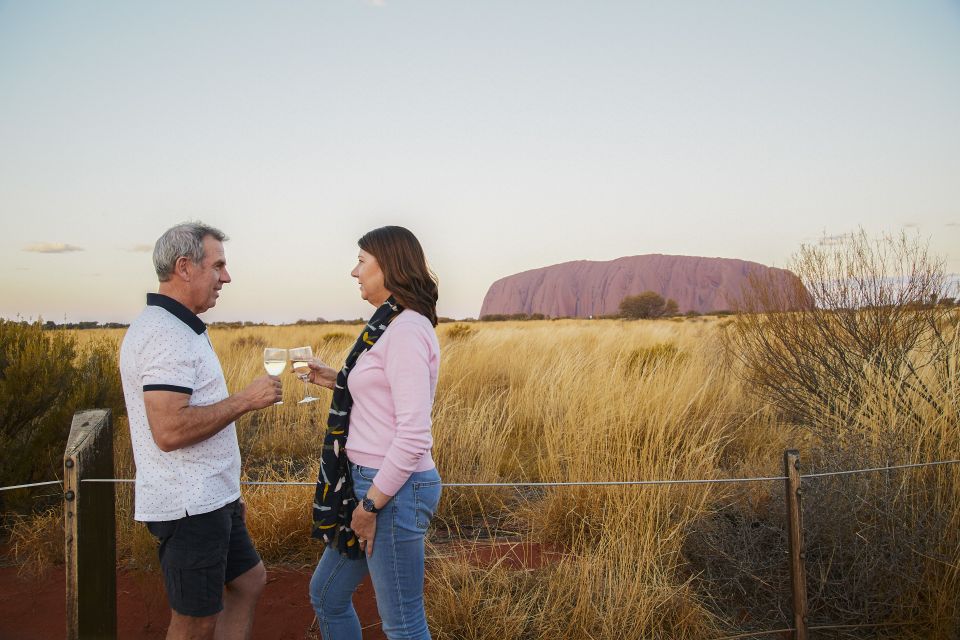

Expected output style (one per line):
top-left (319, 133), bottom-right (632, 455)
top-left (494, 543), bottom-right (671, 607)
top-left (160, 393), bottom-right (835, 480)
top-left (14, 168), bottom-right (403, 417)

top-left (304, 225), bottom-right (441, 639)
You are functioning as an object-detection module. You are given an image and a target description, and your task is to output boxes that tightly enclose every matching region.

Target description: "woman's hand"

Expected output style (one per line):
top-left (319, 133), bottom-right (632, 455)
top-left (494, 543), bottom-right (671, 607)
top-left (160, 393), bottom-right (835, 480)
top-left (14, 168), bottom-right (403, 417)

top-left (353, 484), bottom-right (390, 557)
top-left (351, 508), bottom-right (377, 557)
top-left (306, 358), bottom-right (337, 389)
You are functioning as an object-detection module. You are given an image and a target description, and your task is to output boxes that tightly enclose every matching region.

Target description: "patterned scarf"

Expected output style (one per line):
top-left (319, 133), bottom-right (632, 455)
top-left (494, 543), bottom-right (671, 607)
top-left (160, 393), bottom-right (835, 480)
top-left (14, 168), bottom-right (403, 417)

top-left (312, 296), bottom-right (403, 557)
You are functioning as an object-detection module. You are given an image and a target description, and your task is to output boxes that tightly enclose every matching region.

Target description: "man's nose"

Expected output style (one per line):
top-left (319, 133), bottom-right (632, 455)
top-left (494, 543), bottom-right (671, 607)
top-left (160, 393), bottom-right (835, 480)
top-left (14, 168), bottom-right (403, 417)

top-left (221, 267), bottom-right (232, 283)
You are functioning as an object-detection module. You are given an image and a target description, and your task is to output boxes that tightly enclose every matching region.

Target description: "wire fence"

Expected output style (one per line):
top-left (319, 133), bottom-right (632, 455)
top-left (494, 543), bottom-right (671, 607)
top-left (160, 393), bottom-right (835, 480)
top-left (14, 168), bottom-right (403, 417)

top-left (0, 480), bottom-right (63, 492)
top-left (4, 457), bottom-right (960, 492)
top-left (4, 456), bottom-right (960, 639)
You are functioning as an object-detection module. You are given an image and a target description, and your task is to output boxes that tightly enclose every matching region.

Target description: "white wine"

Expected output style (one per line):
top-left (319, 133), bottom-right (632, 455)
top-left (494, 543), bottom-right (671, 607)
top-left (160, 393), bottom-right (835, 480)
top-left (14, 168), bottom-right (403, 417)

top-left (289, 346), bottom-right (319, 404)
top-left (292, 361), bottom-right (310, 374)
top-left (264, 360), bottom-right (286, 376)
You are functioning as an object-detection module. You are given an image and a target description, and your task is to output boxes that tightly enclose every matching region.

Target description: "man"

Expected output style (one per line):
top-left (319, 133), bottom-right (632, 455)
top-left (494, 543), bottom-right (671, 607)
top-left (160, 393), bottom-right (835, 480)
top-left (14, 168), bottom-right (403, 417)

top-left (119, 222), bottom-right (281, 639)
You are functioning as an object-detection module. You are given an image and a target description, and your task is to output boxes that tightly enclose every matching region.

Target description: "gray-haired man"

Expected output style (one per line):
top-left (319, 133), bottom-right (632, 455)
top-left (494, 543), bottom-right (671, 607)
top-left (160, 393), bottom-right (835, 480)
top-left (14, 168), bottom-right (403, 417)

top-left (119, 222), bottom-right (280, 640)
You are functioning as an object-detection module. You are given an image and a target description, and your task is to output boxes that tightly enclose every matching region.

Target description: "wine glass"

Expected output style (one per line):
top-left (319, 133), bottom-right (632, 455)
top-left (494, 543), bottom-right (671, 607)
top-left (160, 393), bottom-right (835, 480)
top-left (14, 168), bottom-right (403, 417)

top-left (289, 346), bottom-right (318, 404)
top-left (263, 348), bottom-right (287, 405)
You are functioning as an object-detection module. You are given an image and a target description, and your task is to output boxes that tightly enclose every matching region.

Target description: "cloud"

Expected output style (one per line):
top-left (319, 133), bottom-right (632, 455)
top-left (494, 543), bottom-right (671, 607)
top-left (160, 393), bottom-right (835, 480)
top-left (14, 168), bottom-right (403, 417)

top-left (364, 0), bottom-right (386, 6)
top-left (946, 222), bottom-right (959, 227)
top-left (23, 242), bottom-right (84, 253)
top-left (129, 243), bottom-right (153, 252)
top-left (903, 222), bottom-right (920, 229)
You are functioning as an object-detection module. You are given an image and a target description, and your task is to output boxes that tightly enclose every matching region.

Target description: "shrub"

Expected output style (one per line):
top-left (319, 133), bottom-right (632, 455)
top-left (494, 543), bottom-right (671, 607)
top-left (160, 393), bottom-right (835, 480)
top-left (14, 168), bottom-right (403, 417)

top-left (724, 230), bottom-right (957, 435)
top-left (0, 320), bottom-right (124, 513)
top-left (229, 334), bottom-right (268, 350)
top-left (684, 442), bottom-right (959, 637)
top-left (620, 291), bottom-right (679, 319)
top-left (714, 230), bottom-right (960, 635)
top-left (445, 323), bottom-right (476, 341)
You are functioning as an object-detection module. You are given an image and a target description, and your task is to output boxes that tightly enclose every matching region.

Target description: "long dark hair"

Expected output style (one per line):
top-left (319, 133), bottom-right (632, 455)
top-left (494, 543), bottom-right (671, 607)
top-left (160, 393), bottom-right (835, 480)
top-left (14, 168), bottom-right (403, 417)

top-left (358, 226), bottom-right (439, 326)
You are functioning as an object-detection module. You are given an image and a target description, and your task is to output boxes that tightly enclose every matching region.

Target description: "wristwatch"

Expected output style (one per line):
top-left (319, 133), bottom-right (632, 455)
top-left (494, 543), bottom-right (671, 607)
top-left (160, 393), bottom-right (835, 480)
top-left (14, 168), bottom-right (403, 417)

top-left (361, 497), bottom-right (380, 514)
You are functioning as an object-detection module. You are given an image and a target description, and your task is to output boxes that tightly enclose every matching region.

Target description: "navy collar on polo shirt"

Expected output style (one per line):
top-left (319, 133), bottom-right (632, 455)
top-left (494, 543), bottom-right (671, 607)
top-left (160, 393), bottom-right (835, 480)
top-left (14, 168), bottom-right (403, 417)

top-left (147, 293), bottom-right (206, 335)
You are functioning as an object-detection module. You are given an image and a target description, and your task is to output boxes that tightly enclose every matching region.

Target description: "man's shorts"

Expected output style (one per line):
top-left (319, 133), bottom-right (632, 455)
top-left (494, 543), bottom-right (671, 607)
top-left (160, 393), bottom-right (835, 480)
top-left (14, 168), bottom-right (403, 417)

top-left (145, 499), bottom-right (261, 617)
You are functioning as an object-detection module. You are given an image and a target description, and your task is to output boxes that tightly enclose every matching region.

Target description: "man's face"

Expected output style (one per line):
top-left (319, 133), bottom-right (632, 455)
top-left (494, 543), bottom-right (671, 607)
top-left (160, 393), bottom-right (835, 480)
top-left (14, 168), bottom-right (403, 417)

top-left (188, 236), bottom-right (231, 314)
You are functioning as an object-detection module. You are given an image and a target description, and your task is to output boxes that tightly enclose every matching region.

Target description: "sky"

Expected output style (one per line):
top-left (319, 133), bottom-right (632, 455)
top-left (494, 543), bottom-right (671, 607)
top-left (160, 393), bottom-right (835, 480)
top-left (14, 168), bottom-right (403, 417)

top-left (1, 0), bottom-right (958, 323)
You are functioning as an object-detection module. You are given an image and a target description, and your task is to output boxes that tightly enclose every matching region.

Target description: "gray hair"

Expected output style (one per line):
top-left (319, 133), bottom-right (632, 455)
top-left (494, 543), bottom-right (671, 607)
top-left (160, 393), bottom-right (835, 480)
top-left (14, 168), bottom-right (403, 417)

top-left (153, 222), bottom-right (229, 282)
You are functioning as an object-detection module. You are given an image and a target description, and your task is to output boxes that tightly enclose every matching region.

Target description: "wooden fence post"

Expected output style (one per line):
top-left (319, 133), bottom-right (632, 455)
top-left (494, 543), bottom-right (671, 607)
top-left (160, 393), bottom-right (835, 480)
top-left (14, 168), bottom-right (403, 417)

top-left (63, 409), bottom-right (116, 640)
top-left (784, 449), bottom-right (808, 640)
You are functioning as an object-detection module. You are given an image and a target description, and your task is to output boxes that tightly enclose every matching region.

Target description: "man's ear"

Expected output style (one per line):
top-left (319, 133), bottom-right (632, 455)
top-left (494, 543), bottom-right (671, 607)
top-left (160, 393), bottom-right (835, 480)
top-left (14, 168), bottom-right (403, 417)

top-left (175, 256), bottom-right (192, 281)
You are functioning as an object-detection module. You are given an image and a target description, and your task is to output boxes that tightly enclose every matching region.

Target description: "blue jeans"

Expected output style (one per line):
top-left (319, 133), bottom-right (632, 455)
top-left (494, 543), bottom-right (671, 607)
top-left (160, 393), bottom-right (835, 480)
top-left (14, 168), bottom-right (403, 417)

top-left (310, 465), bottom-right (442, 640)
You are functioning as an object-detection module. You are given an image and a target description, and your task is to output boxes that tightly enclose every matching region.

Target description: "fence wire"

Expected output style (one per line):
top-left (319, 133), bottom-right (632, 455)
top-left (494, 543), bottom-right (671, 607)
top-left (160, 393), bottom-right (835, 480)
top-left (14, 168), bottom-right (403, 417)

top-left (0, 480), bottom-right (63, 492)
top-left (3, 457), bottom-right (959, 492)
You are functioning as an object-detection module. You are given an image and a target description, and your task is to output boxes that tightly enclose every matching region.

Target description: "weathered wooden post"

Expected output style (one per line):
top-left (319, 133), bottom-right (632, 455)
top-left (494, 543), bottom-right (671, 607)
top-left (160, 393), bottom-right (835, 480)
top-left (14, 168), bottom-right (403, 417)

top-left (784, 449), bottom-right (808, 640)
top-left (63, 409), bottom-right (116, 640)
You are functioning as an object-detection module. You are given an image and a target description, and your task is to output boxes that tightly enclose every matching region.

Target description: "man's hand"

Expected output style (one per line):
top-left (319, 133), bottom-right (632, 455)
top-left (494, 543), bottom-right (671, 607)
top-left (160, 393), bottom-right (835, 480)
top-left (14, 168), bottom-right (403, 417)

top-left (239, 374), bottom-right (282, 409)
top-left (307, 358), bottom-right (337, 390)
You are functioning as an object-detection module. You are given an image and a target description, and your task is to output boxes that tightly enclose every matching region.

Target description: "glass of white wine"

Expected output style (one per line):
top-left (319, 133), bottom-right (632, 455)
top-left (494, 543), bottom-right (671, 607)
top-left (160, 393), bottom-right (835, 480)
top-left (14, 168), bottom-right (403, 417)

top-left (289, 346), bottom-right (318, 404)
top-left (263, 348), bottom-right (288, 405)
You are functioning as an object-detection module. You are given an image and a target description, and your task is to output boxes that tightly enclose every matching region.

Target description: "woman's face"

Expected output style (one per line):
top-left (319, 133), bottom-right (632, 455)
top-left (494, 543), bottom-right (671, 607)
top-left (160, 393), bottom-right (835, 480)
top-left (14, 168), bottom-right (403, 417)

top-left (351, 248), bottom-right (390, 307)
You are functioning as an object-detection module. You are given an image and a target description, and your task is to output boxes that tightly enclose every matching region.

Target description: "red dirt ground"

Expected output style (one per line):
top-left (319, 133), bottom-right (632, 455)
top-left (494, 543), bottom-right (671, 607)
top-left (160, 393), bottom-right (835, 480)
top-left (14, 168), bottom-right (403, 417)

top-left (0, 565), bottom-right (386, 639)
top-left (0, 542), bottom-right (554, 639)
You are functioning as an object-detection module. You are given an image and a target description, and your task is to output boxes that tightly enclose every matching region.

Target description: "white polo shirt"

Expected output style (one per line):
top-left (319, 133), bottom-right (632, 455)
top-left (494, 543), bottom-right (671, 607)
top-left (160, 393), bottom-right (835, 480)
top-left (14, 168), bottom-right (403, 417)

top-left (119, 293), bottom-right (241, 521)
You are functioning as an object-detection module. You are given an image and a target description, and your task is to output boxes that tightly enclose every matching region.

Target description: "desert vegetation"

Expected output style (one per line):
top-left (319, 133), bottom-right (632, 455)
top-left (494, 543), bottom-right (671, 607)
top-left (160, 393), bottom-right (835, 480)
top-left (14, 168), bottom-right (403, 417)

top-left (619, 290), bottom-right (680, 319)
top-left (2, 233), bottom-right (958, 638)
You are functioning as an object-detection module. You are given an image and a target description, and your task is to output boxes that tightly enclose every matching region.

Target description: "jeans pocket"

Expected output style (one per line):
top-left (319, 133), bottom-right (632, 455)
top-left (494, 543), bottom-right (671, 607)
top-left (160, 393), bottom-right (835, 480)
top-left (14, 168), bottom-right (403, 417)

top-left (412, 480), bottom-right (442, 530)
top-left (351, 466), bottom-right (374, 499)
top-left (355, 465), bottom-right (377, 482)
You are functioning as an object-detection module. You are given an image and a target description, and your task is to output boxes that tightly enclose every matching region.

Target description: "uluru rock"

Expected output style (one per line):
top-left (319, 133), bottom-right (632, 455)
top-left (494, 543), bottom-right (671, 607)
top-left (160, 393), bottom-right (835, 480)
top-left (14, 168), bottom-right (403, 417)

top-left (480, 254), bottom-right (802, 317)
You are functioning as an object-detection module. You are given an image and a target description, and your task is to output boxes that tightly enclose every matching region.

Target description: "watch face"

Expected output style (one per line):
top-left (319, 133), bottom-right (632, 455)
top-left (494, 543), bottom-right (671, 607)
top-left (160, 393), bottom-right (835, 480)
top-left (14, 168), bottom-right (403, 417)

top-left (363, 498), bottom-right (375, 512)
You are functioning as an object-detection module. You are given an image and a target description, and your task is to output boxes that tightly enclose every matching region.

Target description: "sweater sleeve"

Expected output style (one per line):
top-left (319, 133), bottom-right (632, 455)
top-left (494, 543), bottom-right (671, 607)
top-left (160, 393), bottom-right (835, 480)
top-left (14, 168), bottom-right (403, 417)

top-left (372, 320), bottom-right (436, 496)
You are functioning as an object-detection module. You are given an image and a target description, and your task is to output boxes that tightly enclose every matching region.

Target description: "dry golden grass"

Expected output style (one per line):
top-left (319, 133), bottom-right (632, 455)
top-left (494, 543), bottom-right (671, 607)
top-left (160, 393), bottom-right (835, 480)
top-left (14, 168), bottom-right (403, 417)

top-left (7, 507), bottom-right (63, 578)
top-left (8, 316), bottom-right (959, 638)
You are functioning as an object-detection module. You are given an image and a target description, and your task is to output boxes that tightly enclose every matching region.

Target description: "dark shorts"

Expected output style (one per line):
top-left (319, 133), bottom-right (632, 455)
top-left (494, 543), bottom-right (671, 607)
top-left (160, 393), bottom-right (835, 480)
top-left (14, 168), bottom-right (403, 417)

top-left (145, 499), bottom-right (261, 617)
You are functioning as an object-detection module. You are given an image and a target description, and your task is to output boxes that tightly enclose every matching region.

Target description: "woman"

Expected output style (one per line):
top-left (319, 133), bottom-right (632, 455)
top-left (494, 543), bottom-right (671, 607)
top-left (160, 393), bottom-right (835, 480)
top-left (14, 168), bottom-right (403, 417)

top-left (305, 225), bottom-right (442, 640)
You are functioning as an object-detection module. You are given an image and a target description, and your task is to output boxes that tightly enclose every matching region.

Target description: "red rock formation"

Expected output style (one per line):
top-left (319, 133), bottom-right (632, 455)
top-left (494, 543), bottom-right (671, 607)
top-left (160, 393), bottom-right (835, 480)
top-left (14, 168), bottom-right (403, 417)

top-left (480, 254), bottom-right (802, 317)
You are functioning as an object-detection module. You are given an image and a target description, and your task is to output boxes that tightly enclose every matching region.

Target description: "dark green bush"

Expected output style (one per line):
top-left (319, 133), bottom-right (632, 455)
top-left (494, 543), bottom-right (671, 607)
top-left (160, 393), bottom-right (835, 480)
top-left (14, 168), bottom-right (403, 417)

top-left (619, 291), bottom-right (679, 319)
top-left (0, 320), bottom-right (124, 513)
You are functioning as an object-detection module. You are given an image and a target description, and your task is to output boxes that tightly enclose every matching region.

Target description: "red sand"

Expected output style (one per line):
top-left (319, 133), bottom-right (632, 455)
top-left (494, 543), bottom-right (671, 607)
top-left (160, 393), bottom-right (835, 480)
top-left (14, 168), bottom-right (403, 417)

top-left (0, 565), bottom-right (385, 639)
top-left (0, 542), bottom-right (553, 638)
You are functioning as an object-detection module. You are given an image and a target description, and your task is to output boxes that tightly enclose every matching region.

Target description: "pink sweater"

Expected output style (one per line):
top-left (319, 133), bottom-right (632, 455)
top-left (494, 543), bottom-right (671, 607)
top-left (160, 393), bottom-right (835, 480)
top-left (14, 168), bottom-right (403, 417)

top-left (345, 309), bottom-right (440, 496)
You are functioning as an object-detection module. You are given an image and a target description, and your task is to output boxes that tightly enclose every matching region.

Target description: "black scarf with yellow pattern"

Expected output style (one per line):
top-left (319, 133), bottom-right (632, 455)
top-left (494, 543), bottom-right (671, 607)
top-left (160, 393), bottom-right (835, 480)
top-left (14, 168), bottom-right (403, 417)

top-left (312, 296), bottom-right (403, 558)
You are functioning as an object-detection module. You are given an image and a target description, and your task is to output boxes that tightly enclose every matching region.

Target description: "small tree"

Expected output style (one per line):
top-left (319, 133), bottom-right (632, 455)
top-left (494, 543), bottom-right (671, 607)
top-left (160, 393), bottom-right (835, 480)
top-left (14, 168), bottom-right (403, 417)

top-left (620, 291), bottom-right (668, 319)
top-left (715, 230), bottom-right (960, 634)
top-left (724, 229), bottom-right (957, 436)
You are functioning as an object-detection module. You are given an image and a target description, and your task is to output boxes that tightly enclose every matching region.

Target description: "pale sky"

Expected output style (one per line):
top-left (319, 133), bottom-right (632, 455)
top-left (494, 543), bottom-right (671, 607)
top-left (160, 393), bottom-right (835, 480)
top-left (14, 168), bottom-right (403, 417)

top-left (1, 1), bottom-right (958, 323)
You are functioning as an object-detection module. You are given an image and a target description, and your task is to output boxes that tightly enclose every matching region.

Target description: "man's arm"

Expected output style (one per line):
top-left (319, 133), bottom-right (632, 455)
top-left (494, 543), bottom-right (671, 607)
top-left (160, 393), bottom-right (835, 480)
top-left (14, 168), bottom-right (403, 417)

top-left (144, 375), bottom-right (280, 452)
